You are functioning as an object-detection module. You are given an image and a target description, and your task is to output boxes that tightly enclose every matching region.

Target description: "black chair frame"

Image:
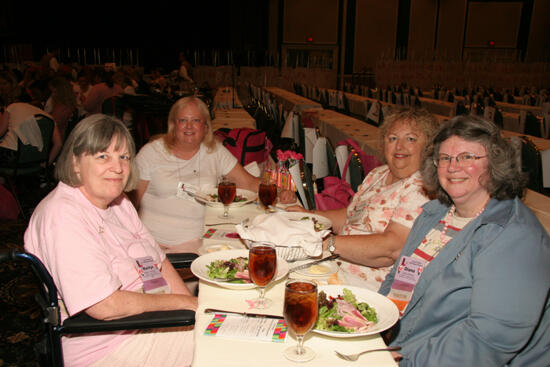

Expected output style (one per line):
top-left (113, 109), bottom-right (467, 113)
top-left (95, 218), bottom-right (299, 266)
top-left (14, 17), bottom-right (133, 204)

top-left (0, 250), bottom-right (197, 367)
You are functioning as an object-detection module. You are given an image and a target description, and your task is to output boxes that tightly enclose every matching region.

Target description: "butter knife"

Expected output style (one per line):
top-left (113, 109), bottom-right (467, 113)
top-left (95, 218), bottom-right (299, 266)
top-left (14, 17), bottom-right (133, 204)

top-left (204, 308), bottom-right (283, 320)
top-left (290, 254), bottom-right (340, 272)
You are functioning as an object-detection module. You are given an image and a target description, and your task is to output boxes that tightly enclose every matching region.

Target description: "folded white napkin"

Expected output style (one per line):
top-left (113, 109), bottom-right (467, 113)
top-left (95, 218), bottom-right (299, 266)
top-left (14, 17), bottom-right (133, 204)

top-left (335, 145), bottom-right (350, 184)
top-left (235, 213), bottom-right (329, 257)
top-left (312, 137), bottom-right (329, 179)
top-left (304, 127), bottom-right (317, 164)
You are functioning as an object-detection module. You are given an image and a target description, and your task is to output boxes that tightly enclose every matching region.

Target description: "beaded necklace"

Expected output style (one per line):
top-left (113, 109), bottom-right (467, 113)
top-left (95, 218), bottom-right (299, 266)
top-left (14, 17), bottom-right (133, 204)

top-left (439, 198), bottom-right (490, 245)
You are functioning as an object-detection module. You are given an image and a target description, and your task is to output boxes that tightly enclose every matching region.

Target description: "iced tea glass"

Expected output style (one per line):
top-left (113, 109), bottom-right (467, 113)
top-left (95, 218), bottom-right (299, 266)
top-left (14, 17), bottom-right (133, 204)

top-left (248, 241), bottom-right (277, 309)
top-left (283, 279), bottom-right (318, 362)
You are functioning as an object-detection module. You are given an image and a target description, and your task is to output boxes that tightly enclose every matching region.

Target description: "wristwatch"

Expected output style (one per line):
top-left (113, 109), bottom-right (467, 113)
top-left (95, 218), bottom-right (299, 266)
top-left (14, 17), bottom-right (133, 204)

top-left (327, 234), bottom-right (336, 254)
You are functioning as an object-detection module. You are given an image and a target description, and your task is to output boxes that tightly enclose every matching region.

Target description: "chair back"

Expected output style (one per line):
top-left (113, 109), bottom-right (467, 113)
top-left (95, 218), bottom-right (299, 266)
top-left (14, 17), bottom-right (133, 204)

top-left (520, 136), bottom-right (543, 193)
top-left (101, 96), bottom-right (125, 120)
top-left (7, 115), bottom-right (55, 175)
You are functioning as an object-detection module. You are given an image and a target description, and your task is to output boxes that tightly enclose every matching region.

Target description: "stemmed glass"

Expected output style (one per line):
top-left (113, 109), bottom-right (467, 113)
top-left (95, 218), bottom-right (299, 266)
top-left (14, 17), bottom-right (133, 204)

top-left (217, 176), bottom-right (236, 219)
top-left (283, 279), bottom-right (318, 362)
top-left (248, 241), bottom-right (277, 309)
top-left (258, 176), bottom-right (278, 213)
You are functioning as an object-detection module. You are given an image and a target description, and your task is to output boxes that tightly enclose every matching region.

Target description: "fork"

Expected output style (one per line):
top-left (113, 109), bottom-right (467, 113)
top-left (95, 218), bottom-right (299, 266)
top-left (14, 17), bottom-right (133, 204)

top-left (334, 346), bottom-right (401, 361)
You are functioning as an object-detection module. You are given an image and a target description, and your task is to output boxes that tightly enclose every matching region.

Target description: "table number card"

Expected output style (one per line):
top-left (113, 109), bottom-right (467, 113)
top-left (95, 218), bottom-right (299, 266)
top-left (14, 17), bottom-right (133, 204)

top-left (205, 314), bottom-right (288, 343)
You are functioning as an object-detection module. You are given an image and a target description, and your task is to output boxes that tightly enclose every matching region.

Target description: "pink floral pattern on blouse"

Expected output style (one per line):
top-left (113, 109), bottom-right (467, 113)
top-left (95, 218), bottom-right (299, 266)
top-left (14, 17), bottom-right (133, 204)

top-left (338, 165), bottom-right (429, 291)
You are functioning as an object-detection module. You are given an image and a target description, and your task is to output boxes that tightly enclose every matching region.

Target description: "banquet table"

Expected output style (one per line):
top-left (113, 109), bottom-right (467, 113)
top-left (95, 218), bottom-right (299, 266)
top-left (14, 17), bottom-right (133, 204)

top-left (312, 109), bottom-right (383, 160)
top-left (191, 202), bottom-right (397, 366)
top-left (211, 87), bottom-right (256, 131)
top-left (264, 87), bottom-right (323, 112)
top-left (211, 108), bottom-right (256, 131)
top-left (213, 86), bottom-right (243, 109)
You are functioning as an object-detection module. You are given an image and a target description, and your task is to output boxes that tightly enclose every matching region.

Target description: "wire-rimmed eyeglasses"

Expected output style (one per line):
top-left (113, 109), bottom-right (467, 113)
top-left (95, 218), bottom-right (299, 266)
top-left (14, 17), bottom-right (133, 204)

top-left (433, 152), bottom-right (487, 168)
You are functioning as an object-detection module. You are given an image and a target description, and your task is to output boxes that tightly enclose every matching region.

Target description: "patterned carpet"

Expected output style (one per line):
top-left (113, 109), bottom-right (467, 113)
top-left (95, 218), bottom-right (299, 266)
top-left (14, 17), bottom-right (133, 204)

top-left (0, 177), bottom-right (55, 367)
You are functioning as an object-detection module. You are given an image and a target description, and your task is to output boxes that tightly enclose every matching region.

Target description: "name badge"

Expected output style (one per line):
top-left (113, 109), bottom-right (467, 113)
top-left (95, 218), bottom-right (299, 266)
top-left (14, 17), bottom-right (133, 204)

top-left (134, 256), bottom-right (170, 294)
top-left (386, 255), bottom-right (426, 315)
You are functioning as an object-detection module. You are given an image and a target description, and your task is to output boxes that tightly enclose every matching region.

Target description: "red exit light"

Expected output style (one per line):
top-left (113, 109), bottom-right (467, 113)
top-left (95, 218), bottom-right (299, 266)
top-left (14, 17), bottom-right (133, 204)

top-left (306, 37), bottom-right (313, 43)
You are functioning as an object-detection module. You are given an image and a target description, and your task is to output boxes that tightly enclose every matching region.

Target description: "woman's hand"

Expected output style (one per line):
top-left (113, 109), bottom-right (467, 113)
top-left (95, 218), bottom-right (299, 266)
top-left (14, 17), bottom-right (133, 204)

top-left (278, 189), bottom-right (297, 204)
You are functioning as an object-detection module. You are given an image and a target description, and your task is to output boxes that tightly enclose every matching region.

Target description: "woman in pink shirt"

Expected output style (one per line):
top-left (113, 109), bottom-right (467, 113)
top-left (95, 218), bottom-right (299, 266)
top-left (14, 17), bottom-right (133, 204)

top-left (24, 114), bottom-right (196, 367)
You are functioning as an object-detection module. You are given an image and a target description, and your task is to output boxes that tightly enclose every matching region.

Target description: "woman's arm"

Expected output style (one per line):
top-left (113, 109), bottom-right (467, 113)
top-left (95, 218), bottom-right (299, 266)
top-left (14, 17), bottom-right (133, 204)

top-left (0, 109), bottom-right (8, 138)
top-left (326, 220), bottom-right (410, 267)
top-left (161, 258), bottom-right (193, 296)
top-left (85, 288), bottom-right (197, 321)
top-left (128, 179), bottom-right (150, 210)
top-left (226, 163), bottom-right (260, 192)
top-left (85, 258), bottom-right (197, 320)
top-left (48, 124), bottom-right (63, 165)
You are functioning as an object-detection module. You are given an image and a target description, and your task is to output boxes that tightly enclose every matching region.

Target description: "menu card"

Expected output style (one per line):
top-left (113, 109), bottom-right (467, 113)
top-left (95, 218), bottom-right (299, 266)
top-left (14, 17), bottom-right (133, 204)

top-left (204, 313), bottom-right (288, 343)
top-left (203, 228), bottom-right (241, 240)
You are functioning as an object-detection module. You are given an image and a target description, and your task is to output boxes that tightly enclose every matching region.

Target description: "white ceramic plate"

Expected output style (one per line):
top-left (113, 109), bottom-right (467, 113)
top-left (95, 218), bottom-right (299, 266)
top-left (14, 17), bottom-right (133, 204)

top-left (251, 212), bottom-right (332, 231)
top-left (197, 241), bottom-right (245, 255)
top-left (293, 259), bottom-right (339, 277)
top-left (194, 188), bottom-right (256, 208)
top-left (313, 285), bottom-right (399, 337)
top-left (190, 249), bottom-right (289, 290)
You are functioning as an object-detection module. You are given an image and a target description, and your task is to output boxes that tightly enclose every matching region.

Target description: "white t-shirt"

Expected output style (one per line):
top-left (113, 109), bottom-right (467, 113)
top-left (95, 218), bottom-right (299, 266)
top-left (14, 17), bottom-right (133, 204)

top-left (136, 138), bottom-right (238, 245)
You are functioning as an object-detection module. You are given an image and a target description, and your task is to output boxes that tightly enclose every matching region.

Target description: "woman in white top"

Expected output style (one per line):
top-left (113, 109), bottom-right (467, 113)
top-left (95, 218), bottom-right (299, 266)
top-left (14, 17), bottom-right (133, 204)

top-left (132, 97), bottom-right (262, 252)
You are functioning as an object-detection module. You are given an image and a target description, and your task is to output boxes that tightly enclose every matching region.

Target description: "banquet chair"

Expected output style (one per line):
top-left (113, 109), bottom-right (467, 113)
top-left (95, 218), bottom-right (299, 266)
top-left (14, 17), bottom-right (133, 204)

top-left (101, 96), bottom-right (125, 120)
top-left (0, 114), bottom-right (55, 219)
top-left (0, 250), bottom-right (197, 367)
top-left (519, 136), bottom-right (544, 194)
top-left (347, 147), bottom-right (365, 192)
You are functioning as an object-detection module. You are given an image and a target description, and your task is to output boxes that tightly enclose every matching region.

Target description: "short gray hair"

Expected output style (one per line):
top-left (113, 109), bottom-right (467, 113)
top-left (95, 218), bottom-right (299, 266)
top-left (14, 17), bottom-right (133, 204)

top-left (55, 114), bottom-right (138, 191)
top-left (421, 114), bottom-right (527, 205)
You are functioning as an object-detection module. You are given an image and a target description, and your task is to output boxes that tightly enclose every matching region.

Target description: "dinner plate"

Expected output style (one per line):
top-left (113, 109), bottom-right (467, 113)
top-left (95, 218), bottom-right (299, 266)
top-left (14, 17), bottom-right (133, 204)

top-left (197, 241), bottom-right (245, 255)
top-left (313, 285), bottom-right (399, 338)
top-left (194, 188), bottom-right (256, 208)
top-left (190, 249), bottom-right (289, 290)
top-left (252, 211), bottom-right (332, 231)
top-left (293, 259), bottom-right (339, 277)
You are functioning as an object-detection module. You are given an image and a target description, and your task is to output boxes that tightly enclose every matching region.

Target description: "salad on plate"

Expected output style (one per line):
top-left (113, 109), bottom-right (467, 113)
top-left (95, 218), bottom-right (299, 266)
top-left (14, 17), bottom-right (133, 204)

top-left (206, 256), bottom-right (251, 283)
top-left (315, 288), bottom-right (378, 333)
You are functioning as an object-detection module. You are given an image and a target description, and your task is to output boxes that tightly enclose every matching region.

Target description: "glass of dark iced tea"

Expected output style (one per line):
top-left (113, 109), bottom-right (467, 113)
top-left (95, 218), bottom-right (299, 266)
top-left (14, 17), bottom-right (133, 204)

top-left (217, 176), bottom-right (236, 219)
top-left (248, 241), bottom-right (277, 309)
top-left (283, 279), bottom-right (318, 362)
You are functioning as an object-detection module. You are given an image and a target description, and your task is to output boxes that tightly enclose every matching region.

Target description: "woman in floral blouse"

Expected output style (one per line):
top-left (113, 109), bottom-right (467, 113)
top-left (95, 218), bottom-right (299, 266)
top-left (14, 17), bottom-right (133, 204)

top-left (288, 107), bottom-right (438, 290)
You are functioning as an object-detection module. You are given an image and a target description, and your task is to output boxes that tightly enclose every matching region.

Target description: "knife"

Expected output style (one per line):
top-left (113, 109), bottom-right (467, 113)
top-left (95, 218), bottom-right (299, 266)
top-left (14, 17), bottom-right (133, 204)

top-left (204, 308), bottom-right (283, 320)
top-left (290, 254), bottom-right (340, 272)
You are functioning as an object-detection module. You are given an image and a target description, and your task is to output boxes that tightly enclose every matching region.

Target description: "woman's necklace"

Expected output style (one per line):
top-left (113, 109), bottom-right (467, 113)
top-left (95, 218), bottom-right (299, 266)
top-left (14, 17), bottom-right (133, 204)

top-left (439, 198), bottom-right (490, 245)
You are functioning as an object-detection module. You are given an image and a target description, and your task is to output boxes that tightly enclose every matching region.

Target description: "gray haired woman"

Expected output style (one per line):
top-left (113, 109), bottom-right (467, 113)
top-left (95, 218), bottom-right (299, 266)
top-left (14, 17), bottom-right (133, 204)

top-left (380, 115), bottom-right (550, 366)
top-left (25, 114), bottom-right (197, 367)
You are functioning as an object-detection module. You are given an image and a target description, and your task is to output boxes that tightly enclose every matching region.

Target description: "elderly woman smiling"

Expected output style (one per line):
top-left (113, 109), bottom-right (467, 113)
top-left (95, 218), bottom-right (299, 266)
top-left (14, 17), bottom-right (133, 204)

top-left (288, 107), bottom-right (438, 290)
top-left (24, 115), bottom-right (197, 367)
top-left (380, 115), bottom-right (550, 366)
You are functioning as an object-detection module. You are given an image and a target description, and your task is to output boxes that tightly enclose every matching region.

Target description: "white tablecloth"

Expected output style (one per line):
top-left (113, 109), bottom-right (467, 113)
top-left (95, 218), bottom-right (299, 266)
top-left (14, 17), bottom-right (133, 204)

top-left (191, 203), bottom-right (397, 367)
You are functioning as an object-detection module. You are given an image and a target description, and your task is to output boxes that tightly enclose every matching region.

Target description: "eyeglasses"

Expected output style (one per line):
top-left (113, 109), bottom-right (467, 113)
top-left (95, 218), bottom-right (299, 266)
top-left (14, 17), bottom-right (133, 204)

top-left (433, 152), bottom-right (487, 168)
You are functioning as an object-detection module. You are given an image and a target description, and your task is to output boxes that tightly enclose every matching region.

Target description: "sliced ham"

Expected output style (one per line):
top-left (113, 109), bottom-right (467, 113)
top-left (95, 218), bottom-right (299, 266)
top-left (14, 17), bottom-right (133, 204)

top-left (335, 299), bottom-right (374, 331)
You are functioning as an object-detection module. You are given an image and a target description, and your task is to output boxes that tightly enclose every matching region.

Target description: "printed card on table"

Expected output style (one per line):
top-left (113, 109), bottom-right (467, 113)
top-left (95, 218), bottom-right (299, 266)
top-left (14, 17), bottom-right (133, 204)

top-left (204, 314), bottom-right (288, 343)
top-left (203, 228), bottom-right (241, 241)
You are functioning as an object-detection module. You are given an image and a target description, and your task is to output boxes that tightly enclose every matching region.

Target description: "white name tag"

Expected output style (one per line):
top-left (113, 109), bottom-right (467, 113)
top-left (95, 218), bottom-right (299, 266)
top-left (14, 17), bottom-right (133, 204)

top-left (134, 256), bottom-right (170, 294)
